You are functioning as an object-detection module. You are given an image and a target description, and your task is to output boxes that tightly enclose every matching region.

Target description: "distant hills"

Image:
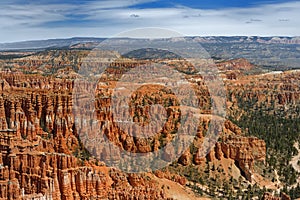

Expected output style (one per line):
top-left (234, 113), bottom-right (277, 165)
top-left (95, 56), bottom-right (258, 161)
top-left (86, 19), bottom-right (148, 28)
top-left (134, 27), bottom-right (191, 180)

top-left (1, 36), bottom-right (300, 70)
top-left (1, 36), bottom-right (300, 51)
top-left (0, 37), bottom-right (105, 51)
top-left (123, 48), bottom-right (182, 60)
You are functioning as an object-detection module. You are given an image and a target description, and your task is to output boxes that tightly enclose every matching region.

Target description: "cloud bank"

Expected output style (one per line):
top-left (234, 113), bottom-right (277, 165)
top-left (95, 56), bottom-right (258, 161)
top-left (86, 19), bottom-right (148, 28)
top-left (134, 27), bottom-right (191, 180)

top-left (0, 0), bottom-right (299, 42)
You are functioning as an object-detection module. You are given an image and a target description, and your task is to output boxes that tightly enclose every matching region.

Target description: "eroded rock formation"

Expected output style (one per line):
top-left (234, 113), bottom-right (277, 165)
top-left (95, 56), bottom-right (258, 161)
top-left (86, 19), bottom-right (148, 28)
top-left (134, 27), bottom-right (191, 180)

top-left (0, 54), bottom-right (271, 199)
top-left (0, 72), bottom-right (169, 200)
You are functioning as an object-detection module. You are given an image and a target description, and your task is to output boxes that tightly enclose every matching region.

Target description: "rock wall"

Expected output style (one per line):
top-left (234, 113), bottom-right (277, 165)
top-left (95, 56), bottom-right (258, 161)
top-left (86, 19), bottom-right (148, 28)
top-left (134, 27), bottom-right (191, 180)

top-left (0, 55), bottom-right (271, 199)
top-left (179, 119), bottom-right (266, 182)
top-left (0, 72), bottom-right (169, 200)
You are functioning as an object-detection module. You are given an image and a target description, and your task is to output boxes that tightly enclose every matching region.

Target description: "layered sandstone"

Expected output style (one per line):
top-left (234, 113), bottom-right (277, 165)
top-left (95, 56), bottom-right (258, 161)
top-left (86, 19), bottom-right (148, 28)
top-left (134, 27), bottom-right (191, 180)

top-left (0, 71), bottom-right (170, 200)
top-left (181, 119), bottom-right (266, 182)
top-left (0, 54), bottom-right (272, 199)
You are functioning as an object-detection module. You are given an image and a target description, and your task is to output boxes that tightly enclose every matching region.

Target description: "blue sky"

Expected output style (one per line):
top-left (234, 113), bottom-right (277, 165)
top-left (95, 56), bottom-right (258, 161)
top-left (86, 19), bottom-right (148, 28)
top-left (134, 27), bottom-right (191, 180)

top-left (0, 0), bottom-right (300, 42)
top-left (131, 0), bottom-right (299, 9)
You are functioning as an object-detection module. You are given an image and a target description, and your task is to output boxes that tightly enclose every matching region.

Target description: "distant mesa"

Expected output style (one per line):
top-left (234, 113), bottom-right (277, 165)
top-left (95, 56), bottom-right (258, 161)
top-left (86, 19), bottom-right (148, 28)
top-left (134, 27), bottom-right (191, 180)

top-left (122, 48), bottom-right (182, 60)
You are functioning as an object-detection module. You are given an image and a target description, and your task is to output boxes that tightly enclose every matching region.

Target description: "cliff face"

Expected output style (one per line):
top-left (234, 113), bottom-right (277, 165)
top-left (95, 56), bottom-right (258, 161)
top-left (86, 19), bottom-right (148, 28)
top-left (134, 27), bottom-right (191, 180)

top-left (219, 136), bottom-right (266, 181)
top-left (216, 58), bottom-right (256, 80)
top-left (226, 70), bottom-right (300, 119)
top-left (178, 118), bottom-right (266, 182)
top-left (0, 72), bottom-right (169, 200)
top-left (0, 54), bottom-right (270, 199)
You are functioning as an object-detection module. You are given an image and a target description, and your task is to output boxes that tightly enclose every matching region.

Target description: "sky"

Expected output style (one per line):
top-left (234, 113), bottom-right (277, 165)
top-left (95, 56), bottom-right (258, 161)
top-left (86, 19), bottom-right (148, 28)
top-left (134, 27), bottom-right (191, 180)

top-left (1, 0), bottom-right (300, 42)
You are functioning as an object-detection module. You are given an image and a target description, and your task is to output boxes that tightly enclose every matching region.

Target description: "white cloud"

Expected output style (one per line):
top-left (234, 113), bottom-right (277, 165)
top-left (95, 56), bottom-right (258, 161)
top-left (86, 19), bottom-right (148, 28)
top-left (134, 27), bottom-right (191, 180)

top-left (0, 1), bottom-right (300, 42)
top-left (0, 4), bottom-right (74, 31)
top-left (80, 0), bottom-right (158, 10)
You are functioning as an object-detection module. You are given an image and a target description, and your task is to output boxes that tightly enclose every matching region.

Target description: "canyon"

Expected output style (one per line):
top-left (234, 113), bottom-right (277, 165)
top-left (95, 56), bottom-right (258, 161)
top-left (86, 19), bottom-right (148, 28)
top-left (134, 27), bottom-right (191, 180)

top-left (0, 48), bottom-right (297, 199)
